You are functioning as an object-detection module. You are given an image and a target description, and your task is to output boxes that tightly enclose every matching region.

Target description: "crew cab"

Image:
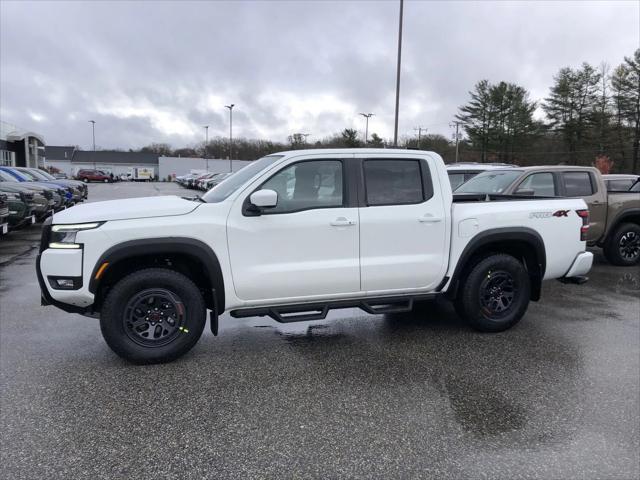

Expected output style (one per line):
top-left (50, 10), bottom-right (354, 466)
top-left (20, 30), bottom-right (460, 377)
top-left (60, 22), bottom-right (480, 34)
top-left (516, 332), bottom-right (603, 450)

top-left (456, 166), bottom-right (640, 265)
top-left (37, 149), bottom-right (593, 364)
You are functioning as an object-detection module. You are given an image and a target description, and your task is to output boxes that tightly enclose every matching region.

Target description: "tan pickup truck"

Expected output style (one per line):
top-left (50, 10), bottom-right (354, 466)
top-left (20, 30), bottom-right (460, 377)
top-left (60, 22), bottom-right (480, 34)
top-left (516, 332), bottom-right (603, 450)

top-left (456, 166), bottom-right (640, 266)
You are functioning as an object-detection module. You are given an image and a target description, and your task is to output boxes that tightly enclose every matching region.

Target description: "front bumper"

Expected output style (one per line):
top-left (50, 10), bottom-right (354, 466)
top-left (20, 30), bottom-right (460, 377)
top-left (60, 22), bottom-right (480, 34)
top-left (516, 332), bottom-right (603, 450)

top-left (36, 218), bottom-right (94, 315)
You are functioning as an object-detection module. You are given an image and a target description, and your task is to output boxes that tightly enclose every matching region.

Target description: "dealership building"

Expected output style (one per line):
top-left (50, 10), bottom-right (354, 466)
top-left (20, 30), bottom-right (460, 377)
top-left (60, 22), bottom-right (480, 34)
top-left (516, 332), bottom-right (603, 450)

top-left (45, 146), bottom-right (250, 179)
top-left (0, 121), bottom-right (46, 168)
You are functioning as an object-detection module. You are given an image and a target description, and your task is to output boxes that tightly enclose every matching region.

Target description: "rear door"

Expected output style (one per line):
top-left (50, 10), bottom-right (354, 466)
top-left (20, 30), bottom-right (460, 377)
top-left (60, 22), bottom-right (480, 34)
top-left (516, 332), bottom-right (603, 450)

top-left (560, 170), bottom-right (605, 241)
top-left (356, 154), bottom-right (448, 293)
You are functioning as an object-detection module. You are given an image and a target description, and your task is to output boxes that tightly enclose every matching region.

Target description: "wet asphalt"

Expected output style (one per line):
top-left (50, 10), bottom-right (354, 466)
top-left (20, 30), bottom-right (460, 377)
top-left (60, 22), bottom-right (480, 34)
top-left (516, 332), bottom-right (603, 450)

top-left (1, 183), bottom-right (639, 479)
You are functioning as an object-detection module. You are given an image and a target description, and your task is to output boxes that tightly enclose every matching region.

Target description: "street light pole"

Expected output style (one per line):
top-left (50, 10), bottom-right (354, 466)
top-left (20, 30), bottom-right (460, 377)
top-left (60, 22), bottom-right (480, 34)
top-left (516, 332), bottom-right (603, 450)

top-left (393, 0), bottom-right (404, 147)
top-left (225, 104), bottom-right (235, 172)
top-left (414, 126), bottom-right (426, 147)
top-left (88, 120), bottom-right (96, 169)
top-left (359, 113), bottom-right (374, 144)
top-left (203, 125), bottom-right (209, 171)
top-left (450, 121), bottom-right (461, 163)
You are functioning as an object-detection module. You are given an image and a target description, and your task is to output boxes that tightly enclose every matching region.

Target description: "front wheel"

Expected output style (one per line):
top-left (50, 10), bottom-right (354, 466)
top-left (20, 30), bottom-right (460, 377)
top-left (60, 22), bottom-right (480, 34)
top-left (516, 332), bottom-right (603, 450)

top-left (603, 223), bottom-right (640, 266)
top-left (82, 177), bottom-right (89, 183)
top-left (454, 254), bottom-right (530, 332)
top-left (100, 268), bottom-right (206, 364)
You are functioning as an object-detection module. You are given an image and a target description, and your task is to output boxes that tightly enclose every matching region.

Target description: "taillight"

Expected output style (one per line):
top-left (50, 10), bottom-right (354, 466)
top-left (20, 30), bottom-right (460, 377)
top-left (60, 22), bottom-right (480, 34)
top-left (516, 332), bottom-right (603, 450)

top-left (576, 209), bottom-right (589, 241)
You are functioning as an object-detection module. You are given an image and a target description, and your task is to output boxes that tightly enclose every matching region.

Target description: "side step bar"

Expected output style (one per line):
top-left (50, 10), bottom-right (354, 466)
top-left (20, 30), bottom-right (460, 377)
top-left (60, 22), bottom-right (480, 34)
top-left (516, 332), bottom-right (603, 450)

top-left (230, 294), bottom-right (438, 323)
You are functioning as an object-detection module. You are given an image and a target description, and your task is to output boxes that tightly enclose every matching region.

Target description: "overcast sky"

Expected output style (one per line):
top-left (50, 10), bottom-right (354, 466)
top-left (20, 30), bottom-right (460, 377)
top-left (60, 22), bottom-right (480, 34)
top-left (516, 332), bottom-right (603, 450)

top-left (1, 0), bottom-right (638, 150)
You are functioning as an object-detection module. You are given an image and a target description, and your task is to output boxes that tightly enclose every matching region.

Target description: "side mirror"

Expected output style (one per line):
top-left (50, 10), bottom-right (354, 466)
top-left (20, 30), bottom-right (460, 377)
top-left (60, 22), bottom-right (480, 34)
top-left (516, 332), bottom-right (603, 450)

top-left (515, 188), bottom-right (535, 196)
top-left (249, 189), bottom-right (278, 208)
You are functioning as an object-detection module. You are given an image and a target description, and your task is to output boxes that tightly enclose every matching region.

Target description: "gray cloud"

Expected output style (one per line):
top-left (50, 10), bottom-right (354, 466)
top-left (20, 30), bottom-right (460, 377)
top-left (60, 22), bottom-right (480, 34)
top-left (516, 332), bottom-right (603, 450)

top-left (1, 0), bottom-right (637, 150)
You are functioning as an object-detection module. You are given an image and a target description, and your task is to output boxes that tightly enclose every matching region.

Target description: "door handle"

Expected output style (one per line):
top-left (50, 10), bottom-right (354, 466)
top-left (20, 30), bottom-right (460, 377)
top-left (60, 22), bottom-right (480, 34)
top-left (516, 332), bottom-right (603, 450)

top-left (330, 217), bottom-right (356, 227)
top-left (418, 215), bottom-right (442, 223)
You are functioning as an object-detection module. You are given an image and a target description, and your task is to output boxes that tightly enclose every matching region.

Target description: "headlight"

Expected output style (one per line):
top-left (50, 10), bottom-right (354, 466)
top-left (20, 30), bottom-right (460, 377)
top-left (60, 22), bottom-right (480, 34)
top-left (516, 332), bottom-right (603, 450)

top-left (49, 222), bottom-right (103, 249)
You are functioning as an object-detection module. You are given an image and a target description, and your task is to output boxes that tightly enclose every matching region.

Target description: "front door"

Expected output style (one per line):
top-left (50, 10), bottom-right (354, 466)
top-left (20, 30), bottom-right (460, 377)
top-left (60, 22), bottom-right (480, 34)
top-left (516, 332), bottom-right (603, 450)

top-left (356, 154), bottom-right (449, 292)
top-left (227, 156), bottom-right (361, 302)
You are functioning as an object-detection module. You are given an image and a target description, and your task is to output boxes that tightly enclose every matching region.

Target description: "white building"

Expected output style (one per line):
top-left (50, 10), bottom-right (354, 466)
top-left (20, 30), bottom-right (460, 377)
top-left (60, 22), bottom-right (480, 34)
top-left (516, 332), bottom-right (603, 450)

top-left (159, 157), bottom-right (250, 180)
top-left (1, 121), bottom-right (45, 168)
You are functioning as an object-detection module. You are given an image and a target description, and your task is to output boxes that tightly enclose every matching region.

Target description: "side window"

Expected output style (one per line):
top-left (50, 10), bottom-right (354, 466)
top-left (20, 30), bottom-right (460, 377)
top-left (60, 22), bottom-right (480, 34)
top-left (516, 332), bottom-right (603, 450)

top-left (260, 160), bottom-right (343, 214)
top-left (448, 173), bottom-right (465, 190)
top-left (606, 179), bottom-right (635, 192)
top-left (364, 159), bottom-right (427, 206)
top-left (515, 172), bottom-right (556, 196)
top-left (562, 172), bottom-right (594, 196)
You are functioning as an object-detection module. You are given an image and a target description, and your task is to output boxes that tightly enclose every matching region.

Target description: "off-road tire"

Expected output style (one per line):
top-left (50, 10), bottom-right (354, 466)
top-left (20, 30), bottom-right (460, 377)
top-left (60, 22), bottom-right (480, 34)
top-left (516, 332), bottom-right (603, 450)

top-left (603, 223), bottom-right (640, 266)
top-left (100, 268), bottom-right (206, 364)
top-left (454, 253), bottom-right (530, 332)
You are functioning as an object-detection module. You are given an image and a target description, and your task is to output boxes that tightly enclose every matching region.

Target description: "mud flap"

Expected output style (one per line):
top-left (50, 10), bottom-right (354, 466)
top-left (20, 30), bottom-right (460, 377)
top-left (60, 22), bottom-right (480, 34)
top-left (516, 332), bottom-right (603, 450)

top-left (210, 290), bottom-right (218, 336)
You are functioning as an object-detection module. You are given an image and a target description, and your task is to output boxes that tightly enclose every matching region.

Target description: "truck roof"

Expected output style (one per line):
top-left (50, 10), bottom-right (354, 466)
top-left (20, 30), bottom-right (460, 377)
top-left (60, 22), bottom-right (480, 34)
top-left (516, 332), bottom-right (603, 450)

top-left (271, 148), bottom-right (440, 157)
top-left (506, 165), bottom-right (601, 174)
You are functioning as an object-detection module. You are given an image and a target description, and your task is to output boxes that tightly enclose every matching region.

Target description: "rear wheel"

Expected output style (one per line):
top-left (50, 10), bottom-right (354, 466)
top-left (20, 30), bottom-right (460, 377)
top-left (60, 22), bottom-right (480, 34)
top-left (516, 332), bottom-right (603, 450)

top-left (454, 254), bottom-right (530, 332)
top-left (603, 223), bottom-right (640, 266)
top-left (103, 178), bottom-right (109, 183)
top-left (100, 268), bottom-right (206, 364)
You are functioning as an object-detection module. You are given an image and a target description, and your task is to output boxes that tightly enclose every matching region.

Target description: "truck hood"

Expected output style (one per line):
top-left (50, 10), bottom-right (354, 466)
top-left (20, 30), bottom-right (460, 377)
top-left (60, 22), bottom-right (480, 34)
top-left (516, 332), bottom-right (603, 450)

top-left (53, 195), bottom-right (201, 223)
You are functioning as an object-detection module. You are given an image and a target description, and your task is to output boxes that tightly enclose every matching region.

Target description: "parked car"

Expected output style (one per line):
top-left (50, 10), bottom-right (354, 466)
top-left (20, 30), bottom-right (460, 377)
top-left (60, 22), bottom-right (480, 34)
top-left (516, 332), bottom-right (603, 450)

top-left (0, 181), bottom-right (53, 221)
top-left (446, 163), bottom-right (514, 190)
top-left (37, 148), bottom-right (592, 364)
top-left (603, 174), bottom-right (639, 192)
top-left (0, 185), bottom-right (35, 229)
top-left (1, 166), bottom-right (72, 211)
top-left (0, 193), bottom-right (9, 235)
top-left (0, 170), bottom-right (59, 219)
top-left (175, 172), bottom-right (206, 188)
top-left (14, 167), bottom-right (86, 203)
top-left (30, 168), bottom-right (88, 199)
top-left (196, 173), bottom-right (220, 190)
top-left (202, 172), bottom-right (232, 191)
top-left (455, 166), bottom-right (640, 265)
top-left (75, 169), bottom-right (112, 183)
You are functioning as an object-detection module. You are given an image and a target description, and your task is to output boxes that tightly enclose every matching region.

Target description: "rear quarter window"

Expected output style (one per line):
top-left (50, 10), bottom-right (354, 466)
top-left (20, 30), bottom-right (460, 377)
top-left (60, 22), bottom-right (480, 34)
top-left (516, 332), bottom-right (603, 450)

top-left (562, 172), bottom-right (595, 196)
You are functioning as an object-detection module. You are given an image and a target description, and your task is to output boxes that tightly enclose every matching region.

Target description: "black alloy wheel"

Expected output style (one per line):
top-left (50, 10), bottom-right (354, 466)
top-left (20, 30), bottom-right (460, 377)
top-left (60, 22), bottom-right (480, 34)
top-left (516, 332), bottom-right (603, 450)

top-left (123, 288), bottom-right (185, 347)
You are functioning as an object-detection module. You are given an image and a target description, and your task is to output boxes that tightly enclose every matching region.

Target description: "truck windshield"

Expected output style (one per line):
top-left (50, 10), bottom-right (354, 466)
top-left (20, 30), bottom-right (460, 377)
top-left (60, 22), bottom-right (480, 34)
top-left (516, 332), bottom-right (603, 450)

top-left (455, 170), bottom-right (522, 194)
top-left (202, 155), bottom-right (283, 203)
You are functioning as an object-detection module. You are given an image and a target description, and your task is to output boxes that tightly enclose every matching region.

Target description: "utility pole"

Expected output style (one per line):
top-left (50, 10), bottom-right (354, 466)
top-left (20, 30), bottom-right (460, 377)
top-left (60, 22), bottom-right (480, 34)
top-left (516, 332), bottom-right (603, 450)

top-left (88, 120), bottom-right (96, 169)
top-left (450, 121), bottom-right (462, 163)
top-left (393, 0), bottom-right (404, 147)
top-left (225, 104), bottom-right (234, 172)
top-left (203, 125), bottom-right (209, 171)
top-left (414, 126), bottom-right (427, 147)
top-left (359, 113), bottom-right (374, 144)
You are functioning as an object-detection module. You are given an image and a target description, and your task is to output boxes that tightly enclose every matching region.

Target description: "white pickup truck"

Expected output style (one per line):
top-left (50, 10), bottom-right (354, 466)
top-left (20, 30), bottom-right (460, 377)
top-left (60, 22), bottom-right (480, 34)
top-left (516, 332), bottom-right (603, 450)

top-left (37, 149), bottom-right (593, 364)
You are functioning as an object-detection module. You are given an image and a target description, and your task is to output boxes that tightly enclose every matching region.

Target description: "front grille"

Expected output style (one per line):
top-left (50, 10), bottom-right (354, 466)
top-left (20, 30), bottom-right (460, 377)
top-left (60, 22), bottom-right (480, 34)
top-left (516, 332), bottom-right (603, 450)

top-left (42, 190), bottom-right (53, 200)
top-left (20, 192), bottom-right (34, 202)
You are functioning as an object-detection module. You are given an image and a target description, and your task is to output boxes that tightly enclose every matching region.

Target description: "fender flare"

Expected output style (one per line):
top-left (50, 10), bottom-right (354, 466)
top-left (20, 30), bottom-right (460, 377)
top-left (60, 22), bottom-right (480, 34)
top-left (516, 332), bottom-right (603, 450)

top-left (605, 208), bottom-right (640, 240)
top-left (88, 237), bottom-right (225, 310)
top-left (447, 227), bottom-right (546, 301)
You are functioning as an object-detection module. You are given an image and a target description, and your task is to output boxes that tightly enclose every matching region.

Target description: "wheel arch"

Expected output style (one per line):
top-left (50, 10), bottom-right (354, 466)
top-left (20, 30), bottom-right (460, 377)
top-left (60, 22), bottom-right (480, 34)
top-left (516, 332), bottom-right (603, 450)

top-left (604, 208), bottom-right (640, 242)
top-left (89, 238), bottom-right (225, 312)
top-left (447, 227), bottom-right (546, 301)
